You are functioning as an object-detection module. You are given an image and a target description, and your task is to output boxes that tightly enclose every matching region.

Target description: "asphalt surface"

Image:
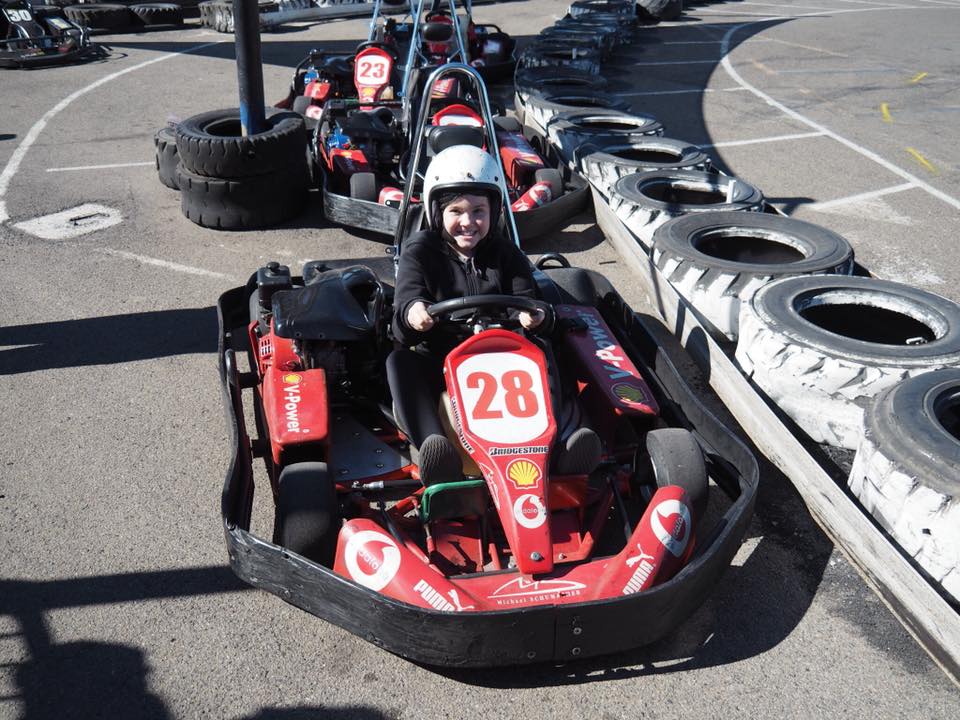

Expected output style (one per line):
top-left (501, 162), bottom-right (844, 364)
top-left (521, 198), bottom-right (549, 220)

top-left (1, 0), bottom-right (959, 718)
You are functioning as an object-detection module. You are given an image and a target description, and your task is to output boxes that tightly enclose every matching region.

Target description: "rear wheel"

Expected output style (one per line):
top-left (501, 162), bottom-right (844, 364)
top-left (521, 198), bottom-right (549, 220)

top-left (534, 167), bottom-right (563, 198)
top-left (645, 428), bottom-right (708, 525)
top-left (349, 172), bottom-right (378, 202)
top-left (275, 462), bottom-right (340, 565)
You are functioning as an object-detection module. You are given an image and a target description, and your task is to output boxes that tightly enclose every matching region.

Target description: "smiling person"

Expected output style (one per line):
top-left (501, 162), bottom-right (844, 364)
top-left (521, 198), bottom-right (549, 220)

top-left (388, 144), bottom-right (598, 485)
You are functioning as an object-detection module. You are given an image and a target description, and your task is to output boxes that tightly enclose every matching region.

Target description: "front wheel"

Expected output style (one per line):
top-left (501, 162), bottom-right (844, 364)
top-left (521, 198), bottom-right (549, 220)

top-left (275, 462), bottom-right (340, 565)
top-left (645, 428), bottom-right (708, 525)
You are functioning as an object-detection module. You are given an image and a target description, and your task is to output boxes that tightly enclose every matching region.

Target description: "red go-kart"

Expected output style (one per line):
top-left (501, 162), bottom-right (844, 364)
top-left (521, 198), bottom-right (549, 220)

top-left (218, 255), bottom-right (758, 666)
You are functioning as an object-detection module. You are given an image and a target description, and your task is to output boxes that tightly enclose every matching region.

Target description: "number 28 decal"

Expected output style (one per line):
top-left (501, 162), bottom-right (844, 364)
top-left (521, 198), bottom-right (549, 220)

top-left (455, 353), bottom-right (549, 444)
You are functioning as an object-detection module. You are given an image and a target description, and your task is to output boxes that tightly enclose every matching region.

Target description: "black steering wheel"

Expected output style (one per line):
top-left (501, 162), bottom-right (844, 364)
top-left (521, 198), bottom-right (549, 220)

top-left (426, 294), bottom-right (553, 332)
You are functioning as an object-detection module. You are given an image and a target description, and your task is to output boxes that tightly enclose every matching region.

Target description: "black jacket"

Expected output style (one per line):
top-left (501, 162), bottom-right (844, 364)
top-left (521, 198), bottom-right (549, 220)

top-left (392, 229), bottom-right (537, 352)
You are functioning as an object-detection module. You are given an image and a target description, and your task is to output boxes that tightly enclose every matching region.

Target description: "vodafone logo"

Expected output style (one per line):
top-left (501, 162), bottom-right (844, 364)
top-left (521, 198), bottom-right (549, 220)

top-left (650, 499), bottom-right (691, 558)
top-left (513, 494), bottom-right (546, 529)
top-left (343, 530), bottom-right (401, 591)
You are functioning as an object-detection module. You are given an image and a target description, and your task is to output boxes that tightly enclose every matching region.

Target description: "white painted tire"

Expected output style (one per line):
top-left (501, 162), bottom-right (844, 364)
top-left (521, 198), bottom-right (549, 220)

top-left (652, 212), bottom-right (854, 341)
top-left (579, 137), bottom-right (710, 196)
top-left (522, 90), bottom-right (630, 136)
top-left (545, 109), bottom-right (664, 171)
top-left (735, 275), bottom-right (960, 449)
top-left (608, 169), bottom-right (765, 250)
top-left (848, 370), bottom-right (960, 603)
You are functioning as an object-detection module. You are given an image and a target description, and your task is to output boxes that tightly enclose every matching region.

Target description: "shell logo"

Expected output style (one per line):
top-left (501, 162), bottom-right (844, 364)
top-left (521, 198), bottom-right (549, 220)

top-left (506, 458), bottom-right (541, 488)
top-left (612, 382), bottom-right (646, 404)
top-left (282, 373), bottom-right (303, 384)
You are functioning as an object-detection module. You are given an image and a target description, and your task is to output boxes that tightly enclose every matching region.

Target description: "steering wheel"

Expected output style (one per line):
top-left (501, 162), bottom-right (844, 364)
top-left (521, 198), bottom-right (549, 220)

top-left (355, 40), bottom-right (399, 61)
top-left (426, 294), bottom-right (553, 332)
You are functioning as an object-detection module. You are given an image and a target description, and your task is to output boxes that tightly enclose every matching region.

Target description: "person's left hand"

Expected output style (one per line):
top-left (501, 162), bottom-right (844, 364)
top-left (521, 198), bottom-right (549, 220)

top-left (518, 308), bottom-right (546, 330)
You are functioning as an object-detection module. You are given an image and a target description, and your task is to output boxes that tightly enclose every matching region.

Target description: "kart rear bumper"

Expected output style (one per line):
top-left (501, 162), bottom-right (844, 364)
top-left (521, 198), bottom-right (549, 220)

top-left (0, 42), bottom-right (101, 68)
top-left (217, 272), bottom-right (758, 667)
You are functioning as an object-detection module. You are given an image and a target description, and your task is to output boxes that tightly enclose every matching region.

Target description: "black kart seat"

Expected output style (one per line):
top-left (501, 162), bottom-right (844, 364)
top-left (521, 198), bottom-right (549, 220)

top-left (427, 125), bottom-right (484, 154)
top-left (341, 108), bottom-right (397, 140)
top-left (317, 55), bottom-right (353, 78)
top-left (272, 265), bottom-right (384, 342)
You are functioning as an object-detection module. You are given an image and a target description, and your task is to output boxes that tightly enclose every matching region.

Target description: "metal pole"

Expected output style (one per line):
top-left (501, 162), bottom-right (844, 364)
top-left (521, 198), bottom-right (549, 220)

top-left (234, 0), bottom-right (266, 136)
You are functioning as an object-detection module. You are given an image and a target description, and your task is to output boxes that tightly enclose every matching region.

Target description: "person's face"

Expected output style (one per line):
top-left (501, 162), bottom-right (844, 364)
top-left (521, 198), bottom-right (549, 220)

top-left (441, 193), bottom-right (491, 255)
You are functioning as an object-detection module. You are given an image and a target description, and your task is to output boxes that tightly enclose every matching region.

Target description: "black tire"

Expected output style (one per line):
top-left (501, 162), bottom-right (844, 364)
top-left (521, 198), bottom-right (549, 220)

top-left (608, 169), bottom-right (765, 249)
top-left (518, 46), bottom-right (602, 75)
top-left (129, 3), bottom-right (183, 25)
top-left (349, 172), bottom-right (378, 202)
top-left (291, 95), bottom-right (313, 116)
top-left (570, 0), bottom-right (634, 17)
top-left (646, 428), bottom-right (708, 526)
top-left (63, 3), bottom-right (134, 31)
top-left (849, 370), bottom-right (960, 601)
top-left (637, 0), bottom-right (680, 21)
top-left (653, 211), bottom-right (854, 342)
top-left (154, 125), bottom-right (179, 190)
top-left (579, 137), bottom-right (710, 194)
top-left (736, 275), bottom-right (960, 449)
top-left (275, 462), bottom-right (340, 565)
top-left (177, 165), bottom-right (308, 230)
top-left (523, 90), bottom-right (630, 133)
top-left (493, 115), bottom-right (523, 134)
top-left (176, 107), bottom-right (307, 178)
top-left (533, 167), bottom-right (563, 198)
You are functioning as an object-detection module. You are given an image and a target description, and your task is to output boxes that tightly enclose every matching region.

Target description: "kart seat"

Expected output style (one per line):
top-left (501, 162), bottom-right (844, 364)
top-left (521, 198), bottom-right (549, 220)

top-left (316, 55), bottom-right (353, 78)
top-left (340, 107), bottom-right (397, 141)
top-left (427, 125), bottom-right (484, 155)
top-left (272, 265), bottom-right (384, 342)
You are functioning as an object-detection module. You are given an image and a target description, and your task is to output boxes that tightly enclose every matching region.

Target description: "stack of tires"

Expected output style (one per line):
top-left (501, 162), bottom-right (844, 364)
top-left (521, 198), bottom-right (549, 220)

top-left (64, 1), bottom-right (183, 30)
top-left (155, 108), bottom-right (311, 230)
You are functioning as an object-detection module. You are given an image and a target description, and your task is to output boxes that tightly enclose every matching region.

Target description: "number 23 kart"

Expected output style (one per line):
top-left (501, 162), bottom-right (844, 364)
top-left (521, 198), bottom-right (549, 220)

top-left (217, 256), bottom-right (758, 667)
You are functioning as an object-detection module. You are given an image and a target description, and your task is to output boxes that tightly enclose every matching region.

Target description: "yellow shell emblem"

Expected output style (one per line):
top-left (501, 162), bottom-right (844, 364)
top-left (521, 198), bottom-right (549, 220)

top-left (507, 459), bottom-right (541, 488)
top-left (613, 383), bottom-right (645, 404)
top-left (282, 373), bottom-right (303, 384)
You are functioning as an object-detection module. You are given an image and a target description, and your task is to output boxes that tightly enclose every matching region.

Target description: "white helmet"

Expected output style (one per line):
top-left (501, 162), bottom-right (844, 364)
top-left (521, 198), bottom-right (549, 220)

top-left (422, 144), bottom-right (504, 228)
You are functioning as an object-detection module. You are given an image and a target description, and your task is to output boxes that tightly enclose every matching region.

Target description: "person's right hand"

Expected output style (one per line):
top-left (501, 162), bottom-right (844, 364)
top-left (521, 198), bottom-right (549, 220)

top-left (406, 301), bottom-right (435, 331)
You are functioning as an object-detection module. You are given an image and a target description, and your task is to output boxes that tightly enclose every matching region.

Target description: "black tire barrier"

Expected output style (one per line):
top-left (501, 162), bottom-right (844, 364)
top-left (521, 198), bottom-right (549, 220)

top-left (651, 211), bottom-right (855, 341)
top-left (545, 109), bottom-right (665, 170)
top-left (569, 0), bottom-right (634, 18)
top-left (518, 46), bottom-right (602, 75)
top-left (63, 3), bottom-right (134, 31)
top-left (637, 0), bottom-right (683, 21)
top-left (175, 107), bottom-right (307, 179)
top-left (130, 2), bottom-right (183, 25)
top-left (579, 137), bottom-right (709, 193)
top-left (735, 275), bottom-right (960, 449)
top-left (154, 125), bottom-right (179, 190)
top-left (177, 164), bottom-right (308, 230)
top-left (608, 169), bottom-right (765, 248)
top-left (849, 369), bottom-right (960, 603)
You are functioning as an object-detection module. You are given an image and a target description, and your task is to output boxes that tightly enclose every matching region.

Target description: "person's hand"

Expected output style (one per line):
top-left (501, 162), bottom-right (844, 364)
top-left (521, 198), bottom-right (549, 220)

top-left (518, 307), bottom-right (545, 330)
top-left (406, 301), bottom-right (435, 331)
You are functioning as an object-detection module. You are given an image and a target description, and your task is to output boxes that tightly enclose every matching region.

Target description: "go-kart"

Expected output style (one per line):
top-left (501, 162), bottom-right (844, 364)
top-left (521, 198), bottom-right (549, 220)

top-left (217, 133), bottom-right (758, 666)
top-left (315, 63), bottom-right (590, 240)
top-left (0, 0), bottom-right (102, 68)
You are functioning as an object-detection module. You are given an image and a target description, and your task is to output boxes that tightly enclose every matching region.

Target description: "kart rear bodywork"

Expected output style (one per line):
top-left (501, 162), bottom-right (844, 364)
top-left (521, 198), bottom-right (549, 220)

top-left (218, 260), bottom-right (758, 667)
top-left (0, 1), bottom-right (102, 68)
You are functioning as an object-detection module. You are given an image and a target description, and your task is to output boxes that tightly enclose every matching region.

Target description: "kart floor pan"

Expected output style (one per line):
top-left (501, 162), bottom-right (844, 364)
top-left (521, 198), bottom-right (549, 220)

top-left (217, 270), bottom-right (758, 667)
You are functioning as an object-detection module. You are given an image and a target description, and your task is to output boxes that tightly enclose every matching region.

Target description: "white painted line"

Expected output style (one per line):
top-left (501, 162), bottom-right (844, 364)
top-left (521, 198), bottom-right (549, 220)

top-left (703, 131), bottom-right (826, 149)
top-left (46, 161), bottom-right (154, 173)
top-left (614, 87), bottom-right (749, 98)
top-left (661, 40), bottom-right (723, 45)
top-left (698, 9), bottom-right (795, 17)
top-left (720, 24), bottom-right (960, 211)
top-left (738, 1), bottom-right (830, 10)
top-left (0, 38), bottom-right (226, 224)
top-left (807, 183), bottom-right (917, 211)
top-left (96, 248), bottom-right (236, 280)
top-left (835, 0), bottom-right (914, 7)
top-left (13, 204), bottom-right (123, 240)
top-left (912, 0), bottom-right (960, 6)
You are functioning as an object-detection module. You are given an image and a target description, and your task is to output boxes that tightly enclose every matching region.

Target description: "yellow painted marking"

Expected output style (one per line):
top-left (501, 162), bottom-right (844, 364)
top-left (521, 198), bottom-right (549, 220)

top-left (910, 72), bottom-right (928, 84)
top-left (880, 103), bottom-right (892, 123)
top-left (905, 147), bottom-right (938, 175)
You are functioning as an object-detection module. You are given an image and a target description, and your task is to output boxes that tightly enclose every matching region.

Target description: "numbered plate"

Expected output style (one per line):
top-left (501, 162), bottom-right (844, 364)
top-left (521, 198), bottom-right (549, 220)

top-left (4, 8), bottom-right (33, 22)
top-left (454, 352), bottom-right (548, 444)
top-left (355, 54), bottom-right (391, 87)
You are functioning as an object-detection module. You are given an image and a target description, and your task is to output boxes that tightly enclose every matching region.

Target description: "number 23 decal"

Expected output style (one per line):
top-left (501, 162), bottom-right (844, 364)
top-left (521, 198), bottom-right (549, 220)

top-left (357, 59), bottom-right (388, 81)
